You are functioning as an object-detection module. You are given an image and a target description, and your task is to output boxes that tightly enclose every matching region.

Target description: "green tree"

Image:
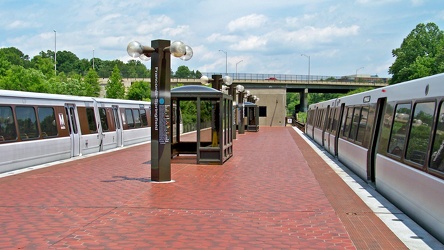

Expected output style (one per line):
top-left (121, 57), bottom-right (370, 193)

top-left (0, 54), bottom-right (11, 77)
top-left (0, 65), bottom-right (49, 92)
top-left (105, 65), bottom-right (125, 99)
top-left (174, 65), bottom-right (192, 78)
top-left (126, 81), bottom-right (150, 100)
top-left (389, 22), bottom-right (444, 84)
top-left (83, 68), bottom-right (101, 96)
top-left (286, 92), bottom-right (300, 116)
top-left (56, 50), bottom-right (80, 76)
top-left (0, 47), bottom-right (30, 68)
top-left (30, 55), bottom-right (55, 77)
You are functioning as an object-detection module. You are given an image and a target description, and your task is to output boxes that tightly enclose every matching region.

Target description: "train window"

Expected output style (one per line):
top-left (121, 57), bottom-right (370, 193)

top-left (0, 106), bottom-right (17, 142)
top-left (330, 108), bottom-right (336, 132)
top-left (125, 109), bottom-right (135, 128)
top-left (350, 107), bottom-right (361, 141)
top-left (86, 108), bottom-right (97, 133)
top-left (16, 106), bottom-right (39, 140)
top-left (319, 109), bottom-right (325, 128)
top-left (331, 107), bottom-right (340, 134)
top-left (342, 107), bottom-right (353, 137)
top-left (406, 102), bottom-right (434, 165)
top-left (140, 109), bottom-right (148, 127)
top-left (356, 106), bottom-right (369, 143)
top-left (388, 103), bottom-right (411, 157)
top-left (112, 107), bottom-right (121, 130)
top-left (309, 109), bottom-right (315, 125)
top-left (98, 108), bottom-right (109, 132)
top-left (430, 102), bottom-right (444, 173)
top-left (133, 109), bottom-right (141, 128)
top-left (38, 107), bottom-right (58, 137)
top-left (68, 107), bottom-right (78, 134)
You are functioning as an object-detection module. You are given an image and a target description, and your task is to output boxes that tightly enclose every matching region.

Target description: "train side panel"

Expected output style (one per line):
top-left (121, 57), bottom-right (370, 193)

top-left (337, 139), bottom-right (368, 180)
top-left (0, 137), bottom-right (71, 173)
top-left (0, 90), bottom-right (152, 174)
top-left (376, 154), bottom-right (444, 241)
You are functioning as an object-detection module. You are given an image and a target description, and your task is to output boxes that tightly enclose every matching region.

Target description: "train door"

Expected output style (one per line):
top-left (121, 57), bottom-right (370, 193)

top-left (334, 103), bottom-right (346, 156)
top-left (367, 98), bottom-right (386, 183)
top-left (92, 99), bottom-right (105, 152)
top-left (65, 104), bottom-right (81, 157)
top-left (322, 105), bottom-right (330, 148)
top-left (113, 105), bottom-right (123, 147)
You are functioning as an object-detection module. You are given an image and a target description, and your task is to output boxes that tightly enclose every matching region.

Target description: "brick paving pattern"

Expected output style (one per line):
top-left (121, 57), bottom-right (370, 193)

top-left (0, 127), bottom-right (407, 249)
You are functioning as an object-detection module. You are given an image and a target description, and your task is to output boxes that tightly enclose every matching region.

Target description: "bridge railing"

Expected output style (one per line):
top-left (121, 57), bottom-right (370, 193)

top-left (199, 72), bottom-right (389, 84)
top-left (107, 73), bottom-right (389, 85)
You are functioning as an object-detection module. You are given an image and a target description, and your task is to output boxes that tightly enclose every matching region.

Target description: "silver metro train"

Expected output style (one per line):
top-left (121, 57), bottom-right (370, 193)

top-left (306, 73), bottom-right (444, 243)
top-left (0, 90), bottom-right (151, 173)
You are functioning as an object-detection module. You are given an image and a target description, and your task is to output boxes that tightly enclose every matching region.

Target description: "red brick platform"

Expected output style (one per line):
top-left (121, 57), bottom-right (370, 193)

top-left (0, 127), bottom-right (408, 249)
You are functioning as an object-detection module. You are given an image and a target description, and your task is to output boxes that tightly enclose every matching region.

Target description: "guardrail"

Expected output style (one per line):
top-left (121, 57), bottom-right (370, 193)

top-left (100, 72), bottom-right (390, 87)
top-left (200, 72), bottom-right (389, 84)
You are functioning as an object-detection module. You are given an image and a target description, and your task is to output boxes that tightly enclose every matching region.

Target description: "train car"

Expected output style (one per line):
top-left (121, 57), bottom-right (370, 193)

top-left (306, 73), bottom-right (444, 243)
top-left (0, 90), bottom-right (151, 173)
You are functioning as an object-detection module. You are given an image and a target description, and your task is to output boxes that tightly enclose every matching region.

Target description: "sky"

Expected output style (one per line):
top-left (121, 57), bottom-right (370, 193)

top-left (1, 0), bottom-right (443, 78)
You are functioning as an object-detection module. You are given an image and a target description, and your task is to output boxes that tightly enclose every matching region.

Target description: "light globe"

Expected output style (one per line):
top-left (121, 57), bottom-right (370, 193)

top-left (170, 41), bottom-right (186, 57)
top-left (127, 41), bottom-right (143, 58)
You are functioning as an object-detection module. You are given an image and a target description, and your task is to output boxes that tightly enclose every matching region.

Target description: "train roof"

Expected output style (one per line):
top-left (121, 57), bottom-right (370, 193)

top-left (0, 89), bottom-right (150, 105)
top-left (308, 73), bottom-right (444, 109)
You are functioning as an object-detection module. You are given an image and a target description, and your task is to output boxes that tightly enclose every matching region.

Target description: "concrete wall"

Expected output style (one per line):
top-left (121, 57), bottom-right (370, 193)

top-left (247, 88), bottom-right (287, 127)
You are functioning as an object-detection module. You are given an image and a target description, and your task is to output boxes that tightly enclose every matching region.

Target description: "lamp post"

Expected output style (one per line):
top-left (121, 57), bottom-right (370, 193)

top-left (219, 50), bottom-right (227, 75)
top-left (356, 67), bottom-right (364, 81)
top-left (236, 60), bottom-right (243, 80)
top-left (53, 30), bottom-right (57, 76)
top-left (236, 85), bottom-right (245, 134)
top-left (301, 54), bottom-right (310, 84)
top-left (127, 40), bottom-right (193, 182)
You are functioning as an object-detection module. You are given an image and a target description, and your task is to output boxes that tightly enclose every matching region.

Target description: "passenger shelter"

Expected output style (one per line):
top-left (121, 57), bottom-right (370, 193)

top-left (244, 101), bottom-right (259, 132)
top-left (171, 85), bottom-right (233, 164)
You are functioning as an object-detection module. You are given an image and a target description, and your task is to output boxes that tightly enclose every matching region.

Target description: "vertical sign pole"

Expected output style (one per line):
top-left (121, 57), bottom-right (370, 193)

top-left (151, 39), bottom-right (172, 182)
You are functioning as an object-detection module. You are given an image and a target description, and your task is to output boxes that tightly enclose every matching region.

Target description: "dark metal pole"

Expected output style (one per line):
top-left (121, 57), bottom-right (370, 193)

top-left (211, 75), bottom-right (222, 146)
top-left (238, 91), bottom-right (245, 134)
top-left (231, 85), bottom-right (236, 139)
top-left (150, 39), bottom-right (172, 182)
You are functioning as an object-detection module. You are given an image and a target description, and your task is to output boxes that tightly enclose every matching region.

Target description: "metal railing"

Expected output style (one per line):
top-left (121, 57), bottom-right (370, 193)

top-left (197, 72), bottom-right (389, 84)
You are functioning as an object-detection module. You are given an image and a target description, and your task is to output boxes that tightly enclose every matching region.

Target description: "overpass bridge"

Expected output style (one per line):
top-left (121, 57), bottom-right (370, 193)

top-left (100, 72), bottom-right (388, 93)
top-left (99, 73), bottom-right (389, 126)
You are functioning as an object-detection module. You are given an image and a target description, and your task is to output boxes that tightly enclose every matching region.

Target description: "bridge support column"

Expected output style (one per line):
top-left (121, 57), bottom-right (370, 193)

top-left (299, 88), bottom-right (308, 112)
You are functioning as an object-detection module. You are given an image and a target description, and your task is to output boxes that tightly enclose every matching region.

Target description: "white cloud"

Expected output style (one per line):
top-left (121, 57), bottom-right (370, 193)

top-left (6, 20), bottom-right (35, 30)
top-left (410, 0), bottom-right (424, 6)
top-left (227, 14), bottom-right (268, 32)
top-left (285, 14), bottom-right (317, 28)
top-left (355, 0), bottom-right (399, 4)
top-left (229, 36), bottom-right (268, 51)
top-left (206, 33), bottom-right (238, 43)
top-left (161, 25), bottom-right (191, 37)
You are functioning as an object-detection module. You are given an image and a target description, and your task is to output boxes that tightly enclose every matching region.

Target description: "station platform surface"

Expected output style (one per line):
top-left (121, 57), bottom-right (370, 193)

top-left (0, 127), bottom-right (442, 249)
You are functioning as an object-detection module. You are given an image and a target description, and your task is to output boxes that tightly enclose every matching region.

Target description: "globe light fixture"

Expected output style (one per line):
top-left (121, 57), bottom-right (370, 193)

top-left (200, 75), bottom-right (210, 85)
top-left (222, 75), bottom-right (233, 86)
top-left (127, 40), bottom-right (193, 61)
